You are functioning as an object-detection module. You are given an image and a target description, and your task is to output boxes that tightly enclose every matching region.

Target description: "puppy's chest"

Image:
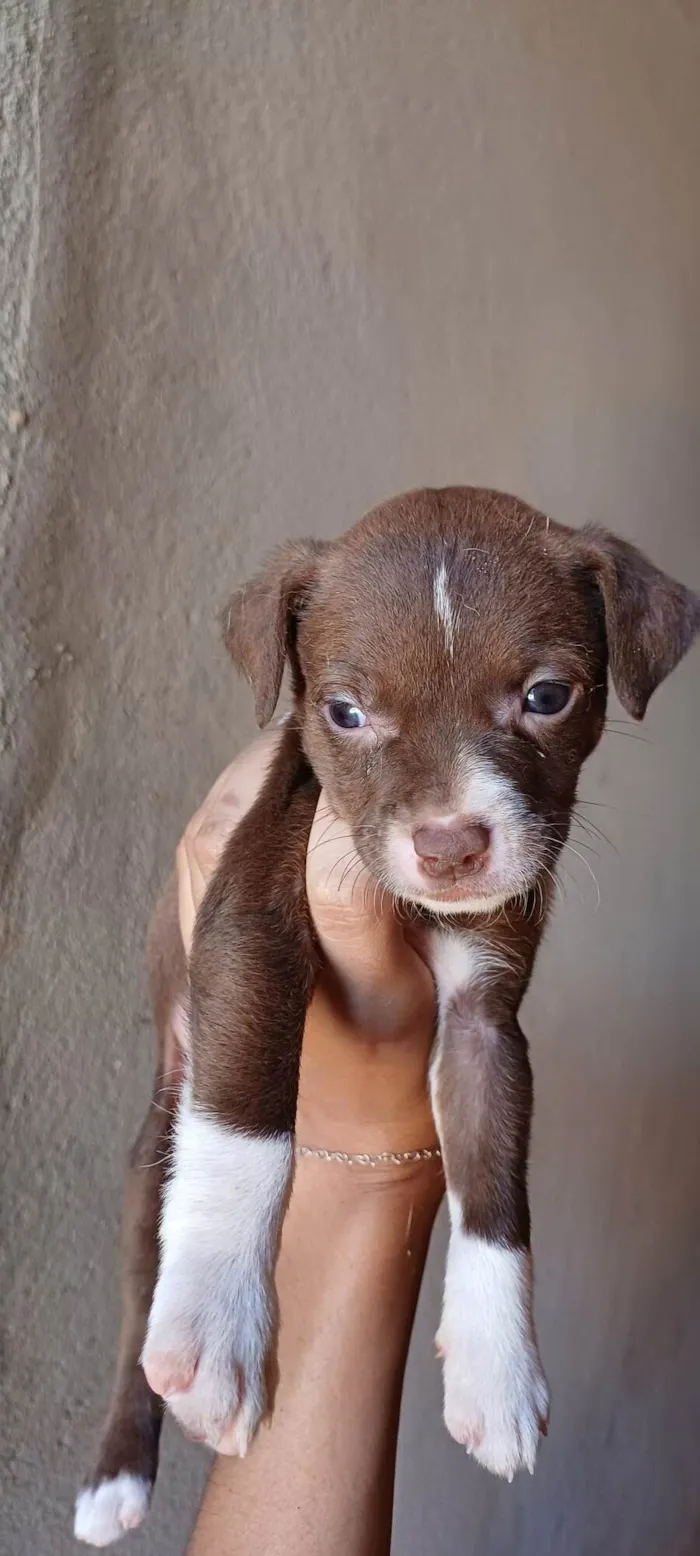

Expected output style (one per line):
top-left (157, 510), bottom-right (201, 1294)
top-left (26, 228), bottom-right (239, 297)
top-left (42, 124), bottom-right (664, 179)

top-left (427, 927), bottom-right (506, 1029)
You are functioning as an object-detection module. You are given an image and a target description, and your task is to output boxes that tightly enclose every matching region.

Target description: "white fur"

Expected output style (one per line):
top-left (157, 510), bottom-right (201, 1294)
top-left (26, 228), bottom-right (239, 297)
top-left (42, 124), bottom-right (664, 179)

top-left (437, 1218), bottom-right (549, 1479)
top-left (452, 758), bottom-right (526, 827)
top-left (433, 561), bottom-right (456, 657)
top-left (171, 997), bottom-right (191, 1054)
top-left (430, 929), bottom-right (509, 1006)
top-left (384, 757), bottom-right (537, 914)
top-left (428, 929), bottom-right (508, 1133)
top-left (410, 884), bottom-right (520, 915)
top-left (428, 932), bottom-right (548, 1479)
top-left (74, 1474), bottom-right (151, 1547)
top-left (142, 1103), bottom-right (293, 1453)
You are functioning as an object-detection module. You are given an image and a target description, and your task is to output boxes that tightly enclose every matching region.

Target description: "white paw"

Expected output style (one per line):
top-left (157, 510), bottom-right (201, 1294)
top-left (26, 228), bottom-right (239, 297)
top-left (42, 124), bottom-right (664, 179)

top-left (439, 1324), bottom-right (549, 1479)
top-left (438, 1231), bottom-right (549, 1480)
top-left (74, 1473), bottom-right (151, 1547)
top-left (142, 1108), bottom-right (292, 1454)
top-left (142, 1250), bottom-right (275, 1453)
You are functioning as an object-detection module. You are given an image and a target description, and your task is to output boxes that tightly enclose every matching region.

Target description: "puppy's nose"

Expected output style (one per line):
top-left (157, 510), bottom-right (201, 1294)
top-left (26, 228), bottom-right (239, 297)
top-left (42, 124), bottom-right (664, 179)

top-left (413, 818), bottom-right (491, 880)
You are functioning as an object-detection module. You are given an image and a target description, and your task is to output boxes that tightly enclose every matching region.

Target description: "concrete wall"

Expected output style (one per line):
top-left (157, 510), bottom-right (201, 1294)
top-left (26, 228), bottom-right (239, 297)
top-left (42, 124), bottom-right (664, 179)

top-left (2, 3), bottom-right (699, 1552)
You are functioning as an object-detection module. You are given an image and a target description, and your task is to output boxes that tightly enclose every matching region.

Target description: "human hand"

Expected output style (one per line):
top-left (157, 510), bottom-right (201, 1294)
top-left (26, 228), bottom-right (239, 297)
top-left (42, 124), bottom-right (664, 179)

top-left (176, 729), bottom-right (439, 1162)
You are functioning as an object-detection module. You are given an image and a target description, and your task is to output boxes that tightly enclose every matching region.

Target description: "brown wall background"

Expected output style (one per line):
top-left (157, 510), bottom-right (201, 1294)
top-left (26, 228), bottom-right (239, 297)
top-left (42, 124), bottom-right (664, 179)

top-left (2, 3), bottom-right (699, 1552)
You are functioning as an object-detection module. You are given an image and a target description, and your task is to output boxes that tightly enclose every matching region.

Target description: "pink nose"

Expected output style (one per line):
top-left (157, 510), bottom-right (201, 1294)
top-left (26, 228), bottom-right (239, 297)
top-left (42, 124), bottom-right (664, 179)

top-left (413, 818), bottom-right (491, 880)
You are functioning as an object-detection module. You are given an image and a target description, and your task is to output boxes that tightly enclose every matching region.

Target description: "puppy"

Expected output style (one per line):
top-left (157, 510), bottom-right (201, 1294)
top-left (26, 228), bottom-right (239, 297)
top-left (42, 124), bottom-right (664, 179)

top-left (75, 487), bottom-right (699, 1545)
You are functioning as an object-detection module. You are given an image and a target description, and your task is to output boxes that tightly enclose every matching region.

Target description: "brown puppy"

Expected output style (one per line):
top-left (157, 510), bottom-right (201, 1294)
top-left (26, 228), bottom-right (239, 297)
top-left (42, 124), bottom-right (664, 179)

top-left (75, 488), bottom-right (699, 1545)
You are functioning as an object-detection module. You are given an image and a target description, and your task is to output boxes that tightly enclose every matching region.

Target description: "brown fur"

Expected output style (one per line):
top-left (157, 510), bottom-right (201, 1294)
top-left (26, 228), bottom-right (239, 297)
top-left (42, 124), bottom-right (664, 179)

top-left (79, 876), bottom-right (188, 1501)
top-left (190, 728), bottom-right (320, 1133)
top-left (79, 488), bottom-right (699, 1519)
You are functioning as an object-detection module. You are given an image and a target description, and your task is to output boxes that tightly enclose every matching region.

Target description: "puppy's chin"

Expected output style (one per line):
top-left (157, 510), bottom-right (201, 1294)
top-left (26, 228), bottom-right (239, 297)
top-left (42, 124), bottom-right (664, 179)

top-left (398, 890), bottom-right (513, 908)
top-left (383, 849), bottom-right (549, 915)
top-left (392, 880), bottom-right (526, 919)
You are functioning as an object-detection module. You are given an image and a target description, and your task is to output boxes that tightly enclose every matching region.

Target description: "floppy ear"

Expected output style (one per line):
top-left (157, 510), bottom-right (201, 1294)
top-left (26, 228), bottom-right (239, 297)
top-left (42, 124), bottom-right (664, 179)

top-left (582, 527), bottom-right (700, 719)
top-left (222, 539), bottom-right (326, 726)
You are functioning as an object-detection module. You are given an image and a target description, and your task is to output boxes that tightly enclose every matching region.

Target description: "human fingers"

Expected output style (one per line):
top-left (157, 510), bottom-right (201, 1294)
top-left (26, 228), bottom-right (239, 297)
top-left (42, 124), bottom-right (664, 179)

top-left (306, 793), bottom-right (435, 1043)
top-left (176, 728), bottom-right (283, 957)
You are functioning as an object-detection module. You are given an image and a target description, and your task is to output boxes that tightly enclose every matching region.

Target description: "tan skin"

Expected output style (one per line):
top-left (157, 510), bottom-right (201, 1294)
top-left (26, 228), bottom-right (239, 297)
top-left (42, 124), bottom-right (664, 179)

top-left (176, 730), bottom-right (444, 1556)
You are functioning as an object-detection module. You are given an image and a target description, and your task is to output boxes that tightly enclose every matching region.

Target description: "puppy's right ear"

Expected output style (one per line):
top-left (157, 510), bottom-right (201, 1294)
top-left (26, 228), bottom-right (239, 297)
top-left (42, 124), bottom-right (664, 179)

top-left (222, 539), bottom-right (326, 726)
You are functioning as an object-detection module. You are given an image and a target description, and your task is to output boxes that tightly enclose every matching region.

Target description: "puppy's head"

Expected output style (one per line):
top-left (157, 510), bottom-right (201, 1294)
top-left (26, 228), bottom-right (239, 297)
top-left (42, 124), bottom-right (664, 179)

top-left (225, 488), bottom-right (699, 915)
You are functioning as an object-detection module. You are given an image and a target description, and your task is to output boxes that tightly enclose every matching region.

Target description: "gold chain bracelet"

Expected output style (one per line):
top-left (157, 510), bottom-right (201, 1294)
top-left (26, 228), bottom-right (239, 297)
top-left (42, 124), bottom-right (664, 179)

top-left (296, 1144), bottom-right (442, 1167)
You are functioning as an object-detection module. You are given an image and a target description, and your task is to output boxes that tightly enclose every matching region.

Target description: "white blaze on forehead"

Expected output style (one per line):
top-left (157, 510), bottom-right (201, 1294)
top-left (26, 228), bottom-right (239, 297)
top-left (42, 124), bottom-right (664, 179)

top-left (433, 561), bottom-right (456, 658)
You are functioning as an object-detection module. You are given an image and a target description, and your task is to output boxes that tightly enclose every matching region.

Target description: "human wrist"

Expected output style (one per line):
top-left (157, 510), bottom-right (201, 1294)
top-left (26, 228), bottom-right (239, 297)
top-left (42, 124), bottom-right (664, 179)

top-left (287, 1151), bottom-right (444, 1256)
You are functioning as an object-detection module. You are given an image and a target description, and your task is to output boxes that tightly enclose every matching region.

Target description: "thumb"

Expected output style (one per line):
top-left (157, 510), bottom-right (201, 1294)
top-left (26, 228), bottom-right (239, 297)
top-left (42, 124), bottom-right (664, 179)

top-left (306, 793), bottom-right (434, 1039)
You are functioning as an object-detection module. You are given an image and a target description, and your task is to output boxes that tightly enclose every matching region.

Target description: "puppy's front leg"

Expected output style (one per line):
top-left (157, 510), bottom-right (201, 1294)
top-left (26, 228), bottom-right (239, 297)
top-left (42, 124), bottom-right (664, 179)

top-left (143, 729), bottom-right (320, 1454)
top-left (430, 932), bottom-right (549, 1480)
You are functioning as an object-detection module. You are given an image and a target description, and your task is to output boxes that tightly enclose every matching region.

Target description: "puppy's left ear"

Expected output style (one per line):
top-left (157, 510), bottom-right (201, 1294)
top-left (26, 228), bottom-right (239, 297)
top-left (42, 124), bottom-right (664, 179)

top-left (582, 527), bottom-right (700, 719)
top-left (223, 539), bottom-right (327, 726)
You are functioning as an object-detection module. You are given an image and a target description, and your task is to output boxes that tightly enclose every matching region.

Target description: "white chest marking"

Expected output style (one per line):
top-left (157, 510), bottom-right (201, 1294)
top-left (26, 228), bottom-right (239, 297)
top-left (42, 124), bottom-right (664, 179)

top-left (433, 561), bottom-right (456, 658)
top-left (430, 930), bottom-right (486, 1010)
top-left (428, 930), bottom-right (491, 1128)
top-left (430, 929), bottom-right (510, 1026)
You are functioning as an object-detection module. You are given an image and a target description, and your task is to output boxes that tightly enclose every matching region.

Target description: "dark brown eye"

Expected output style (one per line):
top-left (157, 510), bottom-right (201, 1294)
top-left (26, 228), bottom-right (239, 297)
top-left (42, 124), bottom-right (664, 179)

top-left (524, 681), bottom-right (571, 716)
top-left (326, 698), bottom-right (367, 730)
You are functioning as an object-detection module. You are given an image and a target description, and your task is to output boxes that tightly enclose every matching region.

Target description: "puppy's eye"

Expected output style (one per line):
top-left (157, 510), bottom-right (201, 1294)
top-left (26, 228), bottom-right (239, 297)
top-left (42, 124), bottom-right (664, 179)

top-left (326, 698), bottom-right (367, 730)
top-left (524, 681), bottom-right (572, 716)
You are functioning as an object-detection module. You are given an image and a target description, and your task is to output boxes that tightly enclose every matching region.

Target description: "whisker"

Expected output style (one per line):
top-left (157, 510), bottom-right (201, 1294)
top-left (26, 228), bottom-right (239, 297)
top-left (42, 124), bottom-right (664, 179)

top-left (307, 831), bottom-right (356, 857)
top-left (324, 849), bottom-right (362, 891)
top-left (353, 865), bottom-right (372, 913)
top-left (559, 842), bottom-right (601, 910)
top-left (339, 853), bottom-right (364, 894)
top-left (136, 1151), bottom-right (172, 1172)
top-left (604, 726), bottom-right (653, 745)
top-left (555, 859), bottom-right (586, 907)
top-left (577, 798), bottom-right (626, 812)
top-left (538, 862), bottom-right (564, 907)
top-left (572, 809), bottom-right (619, 854)
top-left (564, 833), bottom-right (600, 859)
top-left (306, 815), bottom-right (349, 854)
top-left (348, 860), bottom-right (369, 907)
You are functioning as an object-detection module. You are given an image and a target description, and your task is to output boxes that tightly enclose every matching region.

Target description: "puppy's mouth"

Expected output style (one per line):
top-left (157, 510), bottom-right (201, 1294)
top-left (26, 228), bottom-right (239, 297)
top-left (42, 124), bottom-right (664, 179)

top-left (391, 872), bottom-right (534, 918)
top-left (375, 813), bottom-right (548, 918)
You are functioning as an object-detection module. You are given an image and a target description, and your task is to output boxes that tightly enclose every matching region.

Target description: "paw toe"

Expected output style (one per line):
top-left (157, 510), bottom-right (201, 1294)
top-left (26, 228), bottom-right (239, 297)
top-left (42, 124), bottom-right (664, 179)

top-left (442, 1344), bottom-right (549, 1480)
top-left (445, 1410), bottom-right (485, 1452)
top-left (74, 1473), bottom-right (151, 1547)
top-left (469, 1402), bottom-right (542, 1480)
top-left (142, 1347), bottom-right (197, 1399)
top-left (165, 1357), bottom-right (259, 1454)
top-left (217, 1395), bottom-right (262, 1457)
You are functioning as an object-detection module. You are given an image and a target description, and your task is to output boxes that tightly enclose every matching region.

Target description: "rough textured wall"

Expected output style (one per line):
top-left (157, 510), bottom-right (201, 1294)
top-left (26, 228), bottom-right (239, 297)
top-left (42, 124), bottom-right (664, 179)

top-left (1, 3), bottom-right (699, 1553)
